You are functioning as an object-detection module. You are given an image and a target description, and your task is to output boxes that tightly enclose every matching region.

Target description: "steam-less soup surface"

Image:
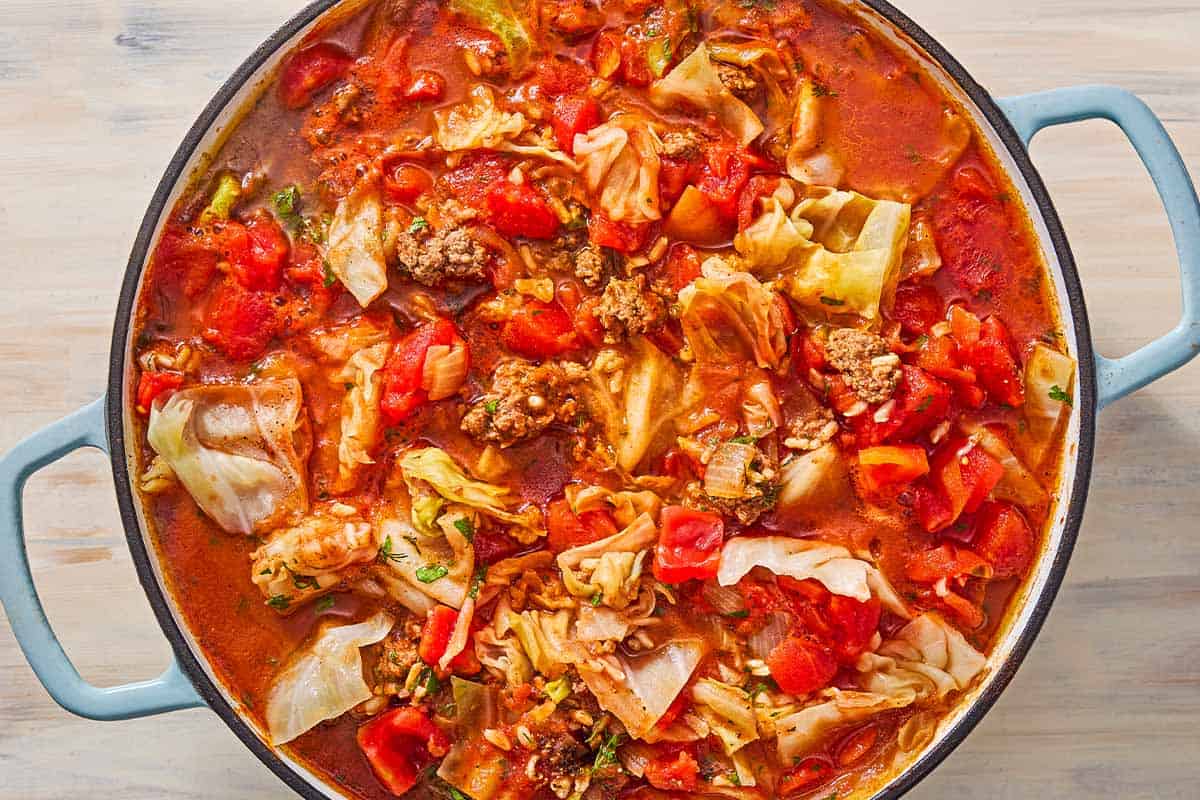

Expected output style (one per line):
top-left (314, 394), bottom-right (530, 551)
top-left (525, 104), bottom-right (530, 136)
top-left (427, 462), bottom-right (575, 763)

top-left (132, 0), bottom-right (1076, 797)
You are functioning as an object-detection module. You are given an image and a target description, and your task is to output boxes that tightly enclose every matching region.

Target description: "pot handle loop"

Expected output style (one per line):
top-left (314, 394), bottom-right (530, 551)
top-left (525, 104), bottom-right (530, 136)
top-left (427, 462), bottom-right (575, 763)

top-left (0, 397), bottom-right (204, 719)
top-left (999, 86), bottom-right (1200, 410)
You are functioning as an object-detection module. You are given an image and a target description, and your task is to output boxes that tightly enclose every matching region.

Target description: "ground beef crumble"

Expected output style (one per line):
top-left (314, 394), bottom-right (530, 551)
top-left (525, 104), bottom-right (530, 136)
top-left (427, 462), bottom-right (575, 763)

top-left (825, 328), bottom-right (902, 405)
top-left (574, 243), bottom-right (607, 289)
top-left (374, 619), bottom-right (421, 684)
top-left (659, 129), bottom-right (704, 159)
top-left (715, 62), bottom-right (761, 102)
top-left (785, 406), bottom-right (839, 451)
top-left (461, 360), bottom-right (588, 447)
top-left (394, 224), bottom-right (488, 286)
top-left (595, 276), bottom-right (666, 344)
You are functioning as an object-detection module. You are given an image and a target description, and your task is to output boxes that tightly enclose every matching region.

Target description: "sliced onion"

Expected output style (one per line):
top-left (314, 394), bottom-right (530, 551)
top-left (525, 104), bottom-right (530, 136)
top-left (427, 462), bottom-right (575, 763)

top-left (703, 583), bottom-right (746, 616)
top-left (422, 343), bottom-right (469, 401)
top-left (438, 597), bottom-right (475, 672)
top-left (705, 442), bottom-right (756, 499)
top-left (748, 611), bottom-right (790, 660)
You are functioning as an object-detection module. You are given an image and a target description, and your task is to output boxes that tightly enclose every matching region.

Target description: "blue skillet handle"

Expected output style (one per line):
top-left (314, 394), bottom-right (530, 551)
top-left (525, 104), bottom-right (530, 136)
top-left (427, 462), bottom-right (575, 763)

top-left (998, 86), bottom-right (1200, 410)
top-left (0, 397), bottom-right (204, 720)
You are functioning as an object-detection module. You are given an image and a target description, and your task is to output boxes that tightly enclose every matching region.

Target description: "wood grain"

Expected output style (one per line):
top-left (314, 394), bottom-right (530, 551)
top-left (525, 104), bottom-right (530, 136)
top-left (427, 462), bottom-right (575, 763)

top-left (1, 1), bottom-right (1197, 797)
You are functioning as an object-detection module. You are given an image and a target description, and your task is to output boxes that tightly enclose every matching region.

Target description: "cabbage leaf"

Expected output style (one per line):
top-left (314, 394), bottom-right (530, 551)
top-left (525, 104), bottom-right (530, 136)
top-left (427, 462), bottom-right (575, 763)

top-left (586, 337), bottom-right (683, 472)
top-left (856, 613), bottom-right (987, 703)
top-left (717, 536), bottom-right (910, 618)
top-left (574, 119), bottom-right (661, 224)
top-left (251, 508), bottom-right (377, 606)
top-left (776, 689), bottom-right (911, 761)
top-left (334, 343), bottom-right (389, 492)
top-left (650, 44), bottom-right (763, 146)
top-left (1020, 343), bottom-right (1077, 469)
top-left (377, 516), bottom-right (475, 609)
top-left (433, 84), bottom-right (527, 151)
top-left (557, 513), bottom-right (657, 609)
top-left (448, 0), bottom-right (535, 75)
top-left (678, 258), bottom-right (789, 371)
top-left (265, 611), bottom-right (394, 744)
top-left (146, 380), bottom-right (309, 536)
top-left (578, 638), bottom-right (708, 740)
top-left (326, 179), bottom-right (388, 308)
top-left (692, 678), bottom-right (759, 755)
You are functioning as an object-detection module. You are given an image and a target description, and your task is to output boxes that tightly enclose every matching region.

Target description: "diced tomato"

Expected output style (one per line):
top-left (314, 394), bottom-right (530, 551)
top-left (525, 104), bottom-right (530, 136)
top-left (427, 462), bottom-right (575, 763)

top-left (546, 499), bottom-right (618, 554)
top-left (949, 304), bottom-right (981, 349)
top-left (860, 365), bottom-right (950, 444)
top-left (471, 530), bottom-right (521, 565)
top-left (225, 213), bottom-right (289, 292)
top-left (905, 542), bottom-right (993, 584)
top-left (403, 70), bottom-right (445, 102)
top-left (767, 636), bottom-right (838, 695)
top-left (588, 212), bottom-right (652, 254)
top-left (357, 706), bottom-right (451, 796)
top-left (202, 279), bottom-right (278, 361)
top-left (659, 243), bottom-right (703, 292)
top-left (418, 605), bottom-right (458, 666)
top-left (501, 301), bottom-right (578, 358)
top-left (644, 750), bottom-right (699, 792)
top-left (891, 282), bottom-right (943, 335)
top-left (737, 174), bottom-right (783, 232)
top-left (933, 161), bottom-right (1022, 296)
top-left (485, 181), bottom-right (560, 240)
top-left (439, 153), bottom-right (509, 207)
top-left (619, 36), bottom-right (653, 87)
top-left (915, 334), bottom-right (976, 385)
top-left (658, 156), bottom-right (696, 207)
top-left (917, 437), bottom-right (1005, 532)
top-left (972, 501), bottom-right (1035, 578)
top-left (971, 316), bottom-right (1025, 407)
top-left (135, 371), bottom-right (184, 415)
top-left (279, 42), bottom-right (354, 109)
top-left (653, 506), bottom-right (723, 584)
top-left (551, 95), bottom-right (601, 156)
top-left (857, 445), bottom-right (930, 493)
top-left (556, 282), bottom-right (606, 348)
top-left (531, 56), bottom-right (593, 99)
top-left (383, 163), bottom-right (434, 205)
top-left (655, 693), bottom-right (689, 732)
top-left (380, 318), bottom-right (465, 424)
top-left (779, 758), bottom-right (835, 795)
top-left (825, 595), bottom-right (881, 664)
top-left (697, 143), bottom-right (758, 220)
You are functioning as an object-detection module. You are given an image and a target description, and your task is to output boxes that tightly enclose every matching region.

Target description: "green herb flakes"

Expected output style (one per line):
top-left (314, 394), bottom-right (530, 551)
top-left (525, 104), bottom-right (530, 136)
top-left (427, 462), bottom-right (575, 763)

top-left (408, 216), bottom-right (430, 234)
top-left (266, 594), bottom-right (290, 610)
top-left (315, 595), bottom-right (336, 613)
top-left (416, 564), bottom-right (449, 583)
top-left (1049, 384), bottom-right (1073, 406)
top-left (819, 296), bottom-right (845, 307)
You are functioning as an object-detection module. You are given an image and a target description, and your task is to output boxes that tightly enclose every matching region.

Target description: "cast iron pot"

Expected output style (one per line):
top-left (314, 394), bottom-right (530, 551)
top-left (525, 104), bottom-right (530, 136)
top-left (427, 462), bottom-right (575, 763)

top-left (3, 0), bottom-right (1199, 797)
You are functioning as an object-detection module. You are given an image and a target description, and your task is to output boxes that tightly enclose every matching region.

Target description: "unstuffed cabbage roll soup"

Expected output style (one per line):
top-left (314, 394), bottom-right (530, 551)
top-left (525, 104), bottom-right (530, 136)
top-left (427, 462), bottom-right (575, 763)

top-left (130, 0), bottom-right (1076, 797)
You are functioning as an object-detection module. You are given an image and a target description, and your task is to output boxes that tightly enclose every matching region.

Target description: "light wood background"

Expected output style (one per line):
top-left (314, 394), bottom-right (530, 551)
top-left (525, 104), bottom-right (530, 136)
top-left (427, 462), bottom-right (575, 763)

top-left (1, 1), bottom-right (1197, 798)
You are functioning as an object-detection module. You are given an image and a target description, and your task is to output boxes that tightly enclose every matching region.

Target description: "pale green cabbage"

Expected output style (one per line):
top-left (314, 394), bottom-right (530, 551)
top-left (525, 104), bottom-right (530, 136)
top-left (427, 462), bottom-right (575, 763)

top-left (586, 337), bottom-right (683, 472)
top-left (433, 84), bottom-right (527, 151)
top-left (650, 44), bottom-right (763, 146)
top-left (334, 343), bottom-right (388, 491)
top-left (692, 678), bottom-right (759, 755)
top-left (326, 179), bottom-right (388, 308)
top-left (265, 611), bottom-right (394, 744)
top-left (679, 258), bottom-right (789, 370)
top-left (574, 119), bottom-right (661, 224)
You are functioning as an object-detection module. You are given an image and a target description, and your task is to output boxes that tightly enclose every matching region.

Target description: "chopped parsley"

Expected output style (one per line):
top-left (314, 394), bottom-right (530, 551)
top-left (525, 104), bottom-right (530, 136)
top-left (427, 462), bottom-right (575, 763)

top-left (914, 334), bottom-right (930, 349)
top-left (448, 789), bottom-right (470, 800)
top-left (418, 664), bottom-right (441, 695)
top-left (819, 296), bottom-right (845, 307)
top-left (322, 259), bottom-right (337, 288)
top-left (916, 394), bottom-right (934, 412)
top-left (1049, 384), bottom-right (1073, 406)
top-left (416, 564), bottom-right (449, 583)
top-left (591, 592), bottom-right (603, 607)
top-left (408, 216), bottom-right (430, 234)
top-left (272, 185), bottom-right (301, 226)
top-left (290, 571), bottom-right (317, 590)
top-left (484, 399), bottom-right (499, 415)
top-left (315, 595), bottom-right (336, 613)
top-left (376, 536), bottom-right (407, 565)
top-left (727, 771), bottom-right (742, 786)
top-left (468, 566), bottom-right (487, 600)
top-left (812, 82), bottom-right (838, 98)
top-left (593, 732), bottom-right (625, 770)
top-left (724, 609), bottom-right (750, 619)
top-left (453, 517), bottom-right (475, 541)
top-left (730, 435), bottom-right (757, 445)
top-left (266, 594), bottom-right (290, 610)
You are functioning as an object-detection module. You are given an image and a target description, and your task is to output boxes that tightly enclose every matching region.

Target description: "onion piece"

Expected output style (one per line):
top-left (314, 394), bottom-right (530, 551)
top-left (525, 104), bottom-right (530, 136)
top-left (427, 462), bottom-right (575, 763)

top-left (702, 583), bottom-right (746, 616)
top-left (422, 343), bottom-right (469, 401)
top-left (705, 442), bottom-right (757, 499)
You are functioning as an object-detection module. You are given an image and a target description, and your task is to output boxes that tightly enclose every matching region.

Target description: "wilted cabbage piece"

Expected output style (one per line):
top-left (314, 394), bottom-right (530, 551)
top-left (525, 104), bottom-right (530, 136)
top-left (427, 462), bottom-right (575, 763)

top-left (586, 337), bottom-right (683, 472)
top-left (778, 443), bottom-right (849, 511)
top-left (579, 638), bottom-right (708, 740)
top-left (735, 188), bottom-right (911, 321)
top-left (1020, 343), bottom-right (1077, 468)
top-left (574, 119), bottom-right (662, 225)
top-left (776, 689), bottom-right (912, 762)
top-left (437, 678), bottom-right (505, 800)
top-left (692, 678), bottom-right (759, 755)
top-left (717, 536), bottom-right (909, 618)
top-left (265, 611), bottom-right (394, 744)
top-left (786, 77), bottom-right (843, 187)
top-left (708, 39), bottom-right (794, 153)
top-left (508, 608), bottom-right (577, 676)
top-left (398, 447), bottom-right (544, 542)
top-left (326, 180), bottom-right (388, 308)
top-left (557, 513), bottom-right (657, 609)
top-left (678, 258), bottom-right (789, 370)
top-left (378, 516), bottom-right (475, 609)
top-left (650, 44), bottom-right (763, 146)
top-left (434, 85), bottom-right (527, 151)
top-left (251, 506), bottom-right (377, 606)
top-left (856, 613), bottom-right (987, 703)
top-left (963, 422), bottom-right (1048, 510)
top-left (448, 0), bottom-right (535, 75)
top-left (146, 380), bottom-right (310, 535)
top-left (334, 343), bottom-right (389, 492)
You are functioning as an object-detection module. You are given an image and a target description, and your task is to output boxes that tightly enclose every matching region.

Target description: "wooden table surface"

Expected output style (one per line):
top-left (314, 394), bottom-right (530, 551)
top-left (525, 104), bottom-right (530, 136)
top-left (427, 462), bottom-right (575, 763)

top-left (2, 0), bottom-right (1198, 797)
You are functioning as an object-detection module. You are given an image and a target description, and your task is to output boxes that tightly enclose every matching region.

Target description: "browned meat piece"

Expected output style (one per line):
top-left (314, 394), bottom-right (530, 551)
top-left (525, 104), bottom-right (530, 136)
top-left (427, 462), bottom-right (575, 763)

top-left (785, 406), bottom-right (839, 451)
top-left (574, 243), bottom-right (607, 289)
top-left (394, 224), bottom-right (487, 286)
top-left (825, 328), bottom-right (902, 405)
top-left (715, 62), bottom-right (761, 102)
top-left (595, 276), bottom-right (666, 344)
top-left (461, 360), bottom-right (588, 447)
top-left (374, 619), bottom-right (422, 684)
top-left (533, 729), bottom-right (591, 783)
top-left (682, 477), bottom-right (780, 526)
top-left (659, 129), bottom-right (704, 160)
